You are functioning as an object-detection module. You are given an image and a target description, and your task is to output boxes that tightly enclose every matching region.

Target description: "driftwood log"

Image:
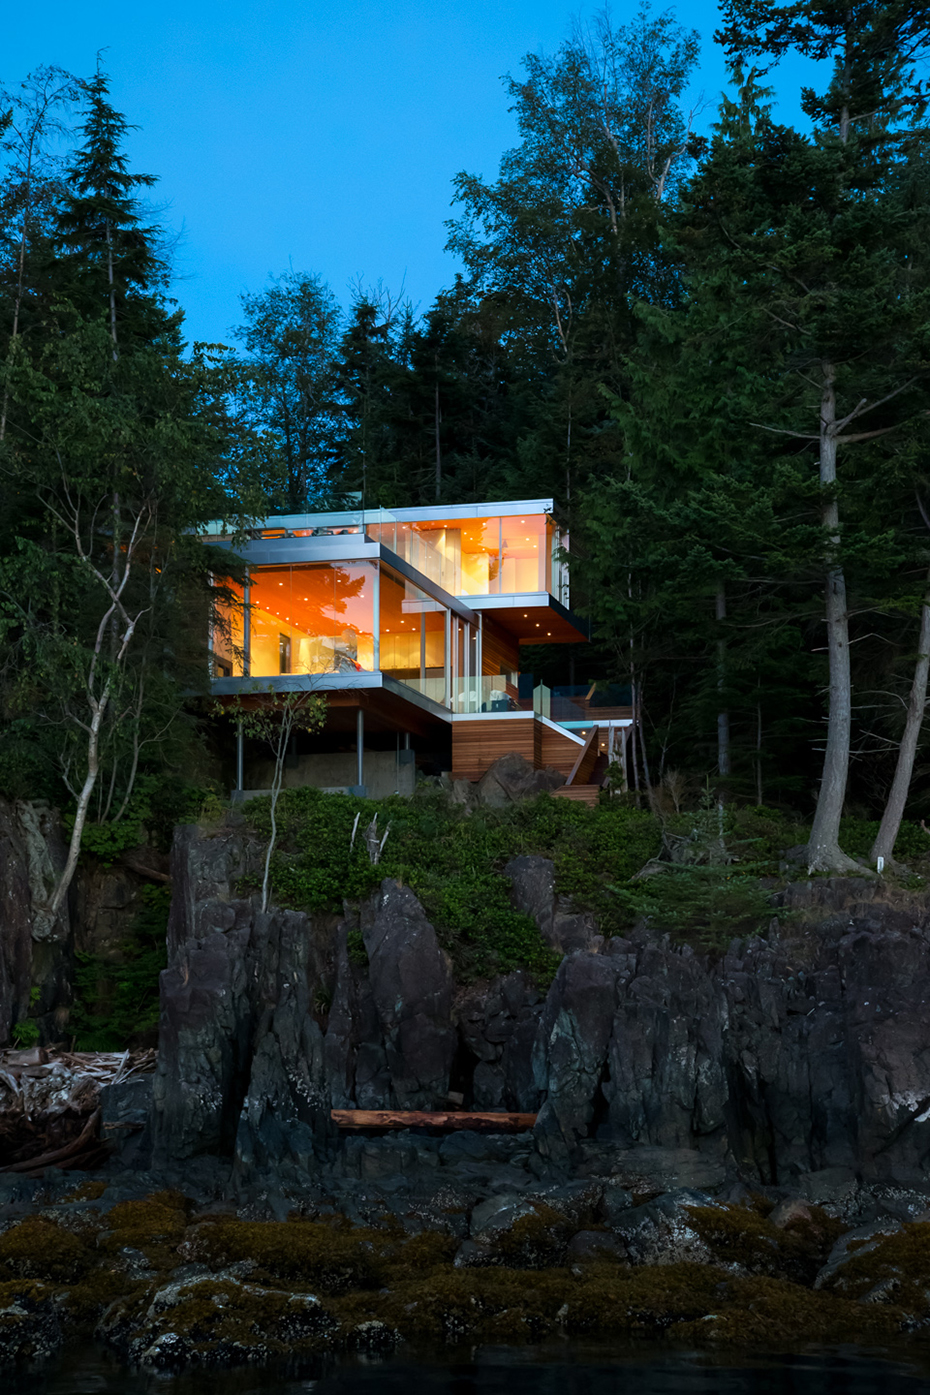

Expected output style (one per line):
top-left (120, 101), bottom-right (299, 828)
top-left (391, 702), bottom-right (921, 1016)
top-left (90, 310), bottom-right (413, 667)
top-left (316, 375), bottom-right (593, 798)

top-left (0, 1048), bottom-right (155, 1175)
top-left (331, 1109), bottom-right (537, 1133)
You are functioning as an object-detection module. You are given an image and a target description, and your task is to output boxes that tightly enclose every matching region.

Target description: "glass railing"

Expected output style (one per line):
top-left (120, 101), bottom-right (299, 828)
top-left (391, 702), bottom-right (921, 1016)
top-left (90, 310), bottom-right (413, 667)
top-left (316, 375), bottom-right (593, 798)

top-left (391, 675), bottom-right (449, 707)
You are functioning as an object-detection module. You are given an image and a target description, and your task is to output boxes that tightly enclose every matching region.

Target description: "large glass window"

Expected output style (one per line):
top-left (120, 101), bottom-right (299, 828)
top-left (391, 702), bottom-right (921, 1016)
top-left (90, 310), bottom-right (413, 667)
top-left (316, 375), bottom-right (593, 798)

top-left (211, 579), bottom-right (245, 677)
top-left (376, 513), bottom-right (551, 597)
top-left (379, 564), bottom-right (447, 705)
top-left (501, 514), bottom-right (547, 593)
top-left (248, 563), bottom-right (375, 676)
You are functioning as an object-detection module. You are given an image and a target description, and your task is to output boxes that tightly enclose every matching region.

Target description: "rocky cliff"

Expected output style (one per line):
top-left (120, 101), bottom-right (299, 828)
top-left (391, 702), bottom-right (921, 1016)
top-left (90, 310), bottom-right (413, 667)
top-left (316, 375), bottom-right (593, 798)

top-left (0, 797), bottom-right (169, 1051)
top-left (151, 821), bottom-right (930, 1199)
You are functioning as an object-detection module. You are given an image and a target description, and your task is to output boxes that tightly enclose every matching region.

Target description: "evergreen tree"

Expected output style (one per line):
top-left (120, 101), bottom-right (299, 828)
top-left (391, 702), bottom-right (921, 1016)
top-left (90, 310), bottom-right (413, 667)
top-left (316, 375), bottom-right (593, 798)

top-left (0, 68), bottom-right (250, 930)
top-left (446, 2), bottom-right (701, 516)
top-left (53, 67), bottom-right (172, 352)
top-left (229, 269), bottom-right (342, 513)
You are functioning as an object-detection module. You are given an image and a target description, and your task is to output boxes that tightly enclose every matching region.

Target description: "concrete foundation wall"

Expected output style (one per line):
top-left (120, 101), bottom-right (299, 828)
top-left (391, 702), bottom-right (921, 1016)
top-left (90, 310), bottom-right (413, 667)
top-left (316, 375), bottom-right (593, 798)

top-left (247, 750), bottom-right (416, 800)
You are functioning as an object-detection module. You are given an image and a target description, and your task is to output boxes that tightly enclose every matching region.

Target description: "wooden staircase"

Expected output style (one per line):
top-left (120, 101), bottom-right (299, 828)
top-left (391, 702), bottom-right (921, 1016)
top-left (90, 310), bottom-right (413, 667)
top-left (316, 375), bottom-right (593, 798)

top-left (552, 784), bottom-right (600, 806)
top-left (551, 725), bottom-right (602, 806)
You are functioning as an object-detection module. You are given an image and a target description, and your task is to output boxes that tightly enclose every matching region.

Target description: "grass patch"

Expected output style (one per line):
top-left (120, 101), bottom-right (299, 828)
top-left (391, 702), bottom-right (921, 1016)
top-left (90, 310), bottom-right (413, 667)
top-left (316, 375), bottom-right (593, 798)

top-left (240, 787), bottom-right (663, 980)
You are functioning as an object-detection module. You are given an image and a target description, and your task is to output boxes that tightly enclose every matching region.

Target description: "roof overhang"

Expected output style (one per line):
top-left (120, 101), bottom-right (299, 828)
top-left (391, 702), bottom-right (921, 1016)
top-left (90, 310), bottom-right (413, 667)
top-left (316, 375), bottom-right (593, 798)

top-left (210, 671), bottom-right (454, 735)
top-left (467, 593), bottom-right (589, 644)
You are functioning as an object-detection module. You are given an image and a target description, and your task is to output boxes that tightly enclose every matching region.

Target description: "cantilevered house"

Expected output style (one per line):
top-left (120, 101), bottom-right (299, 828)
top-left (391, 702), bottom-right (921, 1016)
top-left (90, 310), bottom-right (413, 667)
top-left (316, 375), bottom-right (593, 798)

top-left (207, 499), bottom-right (632, 801)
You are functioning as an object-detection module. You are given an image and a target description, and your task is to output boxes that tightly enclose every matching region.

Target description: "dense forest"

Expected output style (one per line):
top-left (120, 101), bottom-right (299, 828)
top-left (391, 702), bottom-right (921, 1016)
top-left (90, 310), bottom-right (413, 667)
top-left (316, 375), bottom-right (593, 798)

top-left (1, 0), bottom-right (929, 890)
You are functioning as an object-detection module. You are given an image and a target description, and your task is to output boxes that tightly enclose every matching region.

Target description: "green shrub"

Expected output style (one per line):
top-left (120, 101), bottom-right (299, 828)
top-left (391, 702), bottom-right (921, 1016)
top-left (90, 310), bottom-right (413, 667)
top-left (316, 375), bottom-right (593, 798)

top-left (11, 1018), bottom-right (39, 1047)
top-left (69, 885), bottom-right (169, 1049)
top-left (608, 864), bottom-right (775, 951)
top-left (240, 787), bottom-right (663, 981)
top-left (345, 928), bottom-right (368, 967)
top-left (838, 816), bottom-right (930, 864)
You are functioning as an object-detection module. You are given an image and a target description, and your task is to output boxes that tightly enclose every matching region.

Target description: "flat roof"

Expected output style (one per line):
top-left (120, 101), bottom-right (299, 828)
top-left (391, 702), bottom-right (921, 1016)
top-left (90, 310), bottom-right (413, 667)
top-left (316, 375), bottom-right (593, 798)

top-left (388, 500), bottom-right (555, 522)
top-left (203, 500), bottom-right (557, 536)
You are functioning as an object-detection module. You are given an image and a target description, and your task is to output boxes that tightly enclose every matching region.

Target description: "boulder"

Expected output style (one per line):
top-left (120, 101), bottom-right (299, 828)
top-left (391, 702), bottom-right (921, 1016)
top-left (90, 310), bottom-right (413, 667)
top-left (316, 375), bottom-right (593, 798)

top-left (612, 1189), bottom-right (720, 1266)
top-left (813, 1218), bottom-right (904, 1290)
top-left (97, 1270), bottom-right (336, 1367)
top-left (474, 754), bottom-right (565, 807)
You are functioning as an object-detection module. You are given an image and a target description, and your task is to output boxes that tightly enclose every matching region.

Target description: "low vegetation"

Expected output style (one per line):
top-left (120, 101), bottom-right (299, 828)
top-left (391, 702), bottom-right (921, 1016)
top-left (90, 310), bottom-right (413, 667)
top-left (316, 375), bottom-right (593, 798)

top-left (241, 786), bottom-right (930, 973)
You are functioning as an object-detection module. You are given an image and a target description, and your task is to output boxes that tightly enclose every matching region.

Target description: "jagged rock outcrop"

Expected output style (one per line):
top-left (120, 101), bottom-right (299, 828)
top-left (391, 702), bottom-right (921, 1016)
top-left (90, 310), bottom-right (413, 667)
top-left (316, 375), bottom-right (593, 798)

top-left (504, 855), bottom-right (601, 954)
top-left (152, 825), bottom-right (333, 1174)
top-left (456, 970), bottom-right (542, 1111)
top-left (0, 800), bottom-right (71, 1044)
top-left (152, 822), bottom-right (930, 1196)
top-left (0, 796), bottom-right (164, 1051)
top-left (154, 829), bottom-right (457, 1173)
top-left (360, 881), bottom-right (455, 1108)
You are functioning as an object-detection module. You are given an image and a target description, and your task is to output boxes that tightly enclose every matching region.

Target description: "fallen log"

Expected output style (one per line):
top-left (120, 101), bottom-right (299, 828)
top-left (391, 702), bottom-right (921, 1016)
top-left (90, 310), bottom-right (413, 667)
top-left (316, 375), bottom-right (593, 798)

top-left (331, 1109), bottom-right (537, 1133)
top-left (0, 1108), bottom-right (105, 1174)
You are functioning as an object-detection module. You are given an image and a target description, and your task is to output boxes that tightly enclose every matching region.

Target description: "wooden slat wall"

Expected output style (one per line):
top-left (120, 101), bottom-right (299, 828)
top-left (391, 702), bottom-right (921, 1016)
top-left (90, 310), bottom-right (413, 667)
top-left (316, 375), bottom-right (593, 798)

top-left (452, 717), bottom-right (535, 781)
top-left (482, 618), bottom-right (520, 676)
top-left (539, 723), bottom-right (584, 777)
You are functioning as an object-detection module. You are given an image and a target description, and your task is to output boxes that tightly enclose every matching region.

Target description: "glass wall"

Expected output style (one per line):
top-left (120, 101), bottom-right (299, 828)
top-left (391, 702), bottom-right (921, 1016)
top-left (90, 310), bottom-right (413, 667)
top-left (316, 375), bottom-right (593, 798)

top-left (369, 513), bottom-right (554, 597)
top-left (211, 579), bottom-right (245, 677)
top-left (379, 564), bottom-right (447, 705)
top-left (248, 563), bottom-right (376, 676)
top-left (212, 557), bottom-right (498, 713)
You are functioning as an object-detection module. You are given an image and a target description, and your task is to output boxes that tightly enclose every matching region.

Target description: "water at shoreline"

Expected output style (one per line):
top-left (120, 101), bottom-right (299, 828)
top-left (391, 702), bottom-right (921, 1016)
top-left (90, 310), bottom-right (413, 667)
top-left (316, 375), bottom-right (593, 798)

top-left (7, 1343), bottom-right (930, 1394)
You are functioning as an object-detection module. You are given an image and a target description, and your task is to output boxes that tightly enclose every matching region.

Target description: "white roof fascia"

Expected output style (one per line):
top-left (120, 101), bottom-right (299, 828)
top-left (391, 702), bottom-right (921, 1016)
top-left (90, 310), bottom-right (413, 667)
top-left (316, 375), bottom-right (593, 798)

top-left (388, 499), bottom-right (555, 522)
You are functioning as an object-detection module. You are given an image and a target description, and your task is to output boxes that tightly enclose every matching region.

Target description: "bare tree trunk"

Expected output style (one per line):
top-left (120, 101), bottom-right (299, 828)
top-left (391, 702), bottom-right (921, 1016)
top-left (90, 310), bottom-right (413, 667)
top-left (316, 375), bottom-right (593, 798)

top-left (629, 677), bottom-right (641, 796)
top-left (637, 683), bottom-right (652, 792)
top-left (261, 704), bottom-right (300, 913)
top-left (37, 683), bottom-right (110, 936)
top-left (871, 582), bottom-right (930, 865)
top-left (806, 362), bottom-right (858, 872)
top-left (106, 218), bottom-right (119, 361)
top-left (434, 377), bottom-right (441, 503)
top-left (716, 581), bottom-right (730, 778)
top-left (756, 698), bottom-right (763, 806)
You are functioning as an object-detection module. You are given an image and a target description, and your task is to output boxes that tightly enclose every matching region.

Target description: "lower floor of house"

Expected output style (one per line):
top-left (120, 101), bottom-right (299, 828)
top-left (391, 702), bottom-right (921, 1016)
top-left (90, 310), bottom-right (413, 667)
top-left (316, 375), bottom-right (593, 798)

top-left (216, 676), bottom-right (633, 803)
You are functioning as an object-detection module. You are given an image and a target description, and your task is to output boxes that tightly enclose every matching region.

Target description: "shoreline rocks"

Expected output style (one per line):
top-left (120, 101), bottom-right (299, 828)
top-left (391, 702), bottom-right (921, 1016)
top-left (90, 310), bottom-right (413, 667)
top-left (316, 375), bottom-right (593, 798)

top-left (2, 1171), bottom-right (930, 1370)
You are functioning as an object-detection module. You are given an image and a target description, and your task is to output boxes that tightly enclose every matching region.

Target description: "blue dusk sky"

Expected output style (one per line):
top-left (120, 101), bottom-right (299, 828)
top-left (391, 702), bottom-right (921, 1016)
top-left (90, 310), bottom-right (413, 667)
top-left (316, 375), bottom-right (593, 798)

top-left (5, 1), bottom-right (822, 346)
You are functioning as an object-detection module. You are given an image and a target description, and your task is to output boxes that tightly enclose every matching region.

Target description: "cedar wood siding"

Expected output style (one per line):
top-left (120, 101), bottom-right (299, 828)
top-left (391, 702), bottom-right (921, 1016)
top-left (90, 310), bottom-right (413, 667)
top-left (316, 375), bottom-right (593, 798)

top-left (451, 715), bottom-right (583, 781)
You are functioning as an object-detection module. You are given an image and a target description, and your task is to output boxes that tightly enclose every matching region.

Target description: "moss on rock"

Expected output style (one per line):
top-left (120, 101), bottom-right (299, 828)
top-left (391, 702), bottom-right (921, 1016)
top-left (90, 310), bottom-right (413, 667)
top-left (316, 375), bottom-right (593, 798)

top-left (181, 1218), bottom-right (388, 1294)
top-left (686, 1202), bottom-right (846, 1284)
top-left (0, 1192), bottom-right (924, 1371)
top-left (0, 1279), bottom-right (62, 1363)
top-left (819, 1221), bottom-right (930, 1315)
top-left (0, 1216), bottom-right (95, 1282)
top-left (98, 1274), bottom-right (337, 1368)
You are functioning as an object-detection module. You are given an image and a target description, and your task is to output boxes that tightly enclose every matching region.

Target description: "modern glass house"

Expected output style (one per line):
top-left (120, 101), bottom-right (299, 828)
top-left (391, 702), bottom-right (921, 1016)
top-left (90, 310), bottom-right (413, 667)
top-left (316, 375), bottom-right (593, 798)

top-left (207, 499), bottom-right (631, 798)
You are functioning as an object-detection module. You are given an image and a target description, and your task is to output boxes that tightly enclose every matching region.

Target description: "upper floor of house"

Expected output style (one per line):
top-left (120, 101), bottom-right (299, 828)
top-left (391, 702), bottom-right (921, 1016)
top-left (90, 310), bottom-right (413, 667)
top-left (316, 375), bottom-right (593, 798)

top-left (206, 499), bottom-right (587, 719)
